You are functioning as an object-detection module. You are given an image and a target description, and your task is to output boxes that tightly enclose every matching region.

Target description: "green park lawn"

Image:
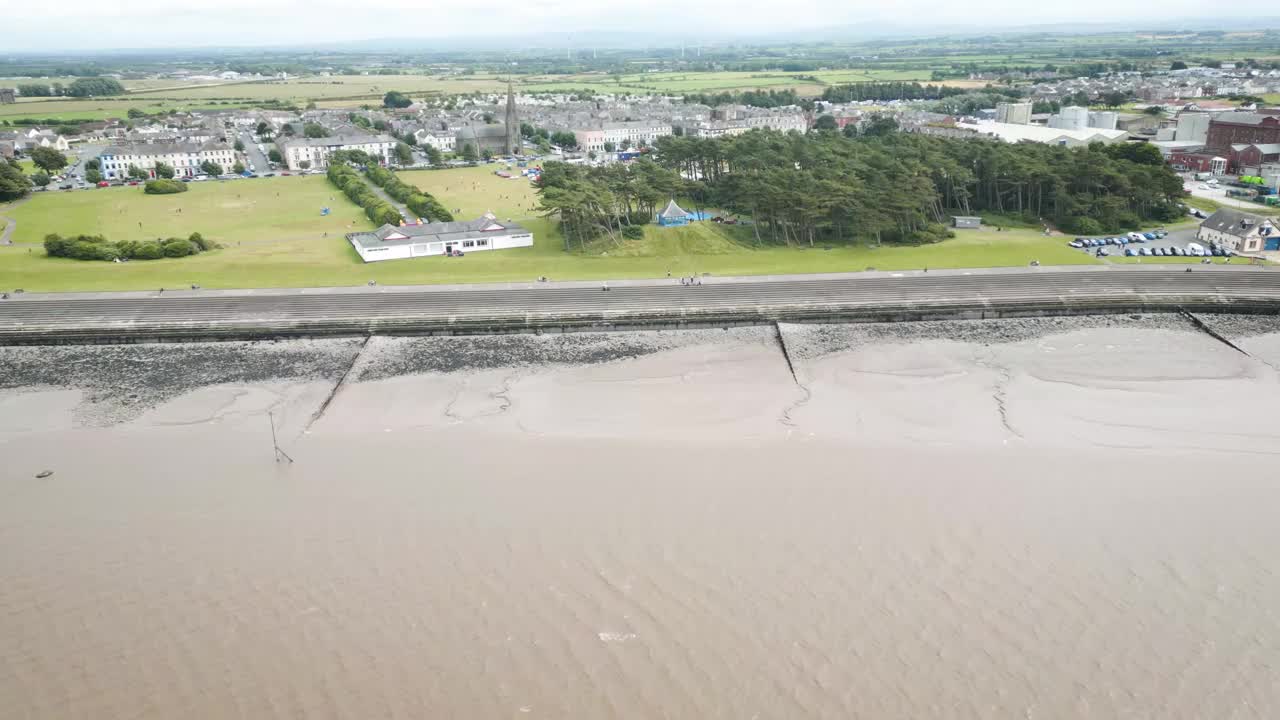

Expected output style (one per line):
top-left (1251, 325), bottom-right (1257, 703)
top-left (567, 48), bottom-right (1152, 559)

top-left (2, 164), bottom-right (1230, 294)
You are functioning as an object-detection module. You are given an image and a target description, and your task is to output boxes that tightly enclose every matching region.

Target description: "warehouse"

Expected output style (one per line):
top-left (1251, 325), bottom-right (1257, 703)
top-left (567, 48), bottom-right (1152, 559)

top-left (347, 213), bottom-right (533, 263)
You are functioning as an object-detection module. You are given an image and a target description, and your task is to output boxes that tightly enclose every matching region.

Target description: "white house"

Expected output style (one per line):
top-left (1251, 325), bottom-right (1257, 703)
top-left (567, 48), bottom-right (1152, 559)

top-left (414, 130), bottom-right (456, 152)
top-left (1196, 208), bottom-right (1275, 253)
top-left (98, 141), bottom-right (236, 178)
top-left (347, 213), bottom-right (534, 262)
top-left (276, 132), bottom-right (395, 171)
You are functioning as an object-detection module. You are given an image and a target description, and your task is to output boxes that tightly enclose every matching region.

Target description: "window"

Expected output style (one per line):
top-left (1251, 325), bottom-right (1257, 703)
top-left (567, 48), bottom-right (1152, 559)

top-left (476, 239), bottom-right (488, 247)
top-left (463, 240), bottom-right (475, 248)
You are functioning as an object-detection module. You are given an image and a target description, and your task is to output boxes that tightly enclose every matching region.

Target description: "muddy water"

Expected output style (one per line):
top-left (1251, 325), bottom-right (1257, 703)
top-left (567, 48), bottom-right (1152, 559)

top-left (2, 319), bottom-right (1279, 719)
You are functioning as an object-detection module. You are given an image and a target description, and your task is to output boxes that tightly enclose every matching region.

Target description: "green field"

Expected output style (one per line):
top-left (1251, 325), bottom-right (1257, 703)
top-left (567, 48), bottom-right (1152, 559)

top-left (2, 165), bottom-right (1245, 294)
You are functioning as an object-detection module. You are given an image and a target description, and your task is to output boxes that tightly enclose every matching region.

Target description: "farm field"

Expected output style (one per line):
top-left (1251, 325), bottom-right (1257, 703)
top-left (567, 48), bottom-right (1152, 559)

top-left (0, 97), bottom-right (252, 122)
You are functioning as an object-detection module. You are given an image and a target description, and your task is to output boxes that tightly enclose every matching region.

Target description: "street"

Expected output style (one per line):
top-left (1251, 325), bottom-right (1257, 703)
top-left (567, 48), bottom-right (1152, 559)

top-left (239, 130), bottom-right (271, 173)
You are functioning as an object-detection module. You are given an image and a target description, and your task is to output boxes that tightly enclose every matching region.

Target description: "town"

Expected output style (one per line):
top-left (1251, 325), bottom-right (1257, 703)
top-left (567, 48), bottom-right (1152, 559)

top-left (3, 31), bottom-right (1280, 291)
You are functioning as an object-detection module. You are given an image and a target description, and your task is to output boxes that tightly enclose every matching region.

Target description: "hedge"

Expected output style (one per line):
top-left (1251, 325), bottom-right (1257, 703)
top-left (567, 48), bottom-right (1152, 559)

top-left (44, 232), bottom-right (214, 262)
top-left (144, 179), bottom-right (188, 194)
top-left (362, 165), bottom-right (453, 222)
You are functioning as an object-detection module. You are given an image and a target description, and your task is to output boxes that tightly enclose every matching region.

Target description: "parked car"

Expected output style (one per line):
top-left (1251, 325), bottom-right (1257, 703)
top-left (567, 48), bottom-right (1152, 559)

top-left (1125, 248), bottom-right (1136, 256)
top-left (97, 181), bottom-right (109, 187)
top-left (1142, 232), bottom-right (1156, 240)
top-left (1139, 247), bottom-right (1151, 256)
top-left (1069, 240), bottom-right (1084, 248)
top-left (58, 183), bottom-right (73, 190)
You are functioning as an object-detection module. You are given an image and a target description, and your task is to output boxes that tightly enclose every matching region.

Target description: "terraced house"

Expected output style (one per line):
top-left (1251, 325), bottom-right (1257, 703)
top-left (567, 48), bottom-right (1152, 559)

top-left (98, 141), bottom-right (236, 179)
top-left (275, 132), bottom-right (396, 171)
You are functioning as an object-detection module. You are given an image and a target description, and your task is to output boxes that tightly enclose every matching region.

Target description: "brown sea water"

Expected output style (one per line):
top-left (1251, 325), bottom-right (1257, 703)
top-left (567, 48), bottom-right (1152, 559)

top-left (2, 317), bottom-right (1279, 719)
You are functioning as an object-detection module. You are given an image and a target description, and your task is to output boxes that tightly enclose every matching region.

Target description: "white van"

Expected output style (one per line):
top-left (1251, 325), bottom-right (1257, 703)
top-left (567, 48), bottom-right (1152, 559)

top-left (1127, 232), bottom-right (1144, 242)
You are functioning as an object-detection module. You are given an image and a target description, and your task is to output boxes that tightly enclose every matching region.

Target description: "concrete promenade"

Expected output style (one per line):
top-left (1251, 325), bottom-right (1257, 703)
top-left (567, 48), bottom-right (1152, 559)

top-left (2, 265), bottom-right (1279, 344)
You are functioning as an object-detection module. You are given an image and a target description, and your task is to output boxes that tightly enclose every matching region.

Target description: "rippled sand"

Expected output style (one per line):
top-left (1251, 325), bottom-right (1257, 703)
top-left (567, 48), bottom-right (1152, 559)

top-left (3, 317), bottom-right (1280, 719)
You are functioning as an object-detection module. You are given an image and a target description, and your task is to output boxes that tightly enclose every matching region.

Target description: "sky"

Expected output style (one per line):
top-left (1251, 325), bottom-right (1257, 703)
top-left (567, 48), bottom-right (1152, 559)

top-left (0, 0), bottom-right (1267, 51)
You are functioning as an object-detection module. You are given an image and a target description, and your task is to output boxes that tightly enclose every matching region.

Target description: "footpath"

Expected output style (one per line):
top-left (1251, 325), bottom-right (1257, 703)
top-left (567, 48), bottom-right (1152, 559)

top-left (0, 196), bottom-right (32, 245)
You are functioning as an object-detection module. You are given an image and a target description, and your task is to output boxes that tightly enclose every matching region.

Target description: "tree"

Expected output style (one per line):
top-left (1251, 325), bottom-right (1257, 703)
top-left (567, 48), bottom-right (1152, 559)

top-left (1171, 60), bottom-right (1188, 71)
top-left (588, 150), bottom-right (597, 161)
top-left (550, 131), bottom-right (578, 150)
top-left (672, 126), bottom-right (684, 136)
top-left (0, 160), bottom-right (31, 201)
top-left (394, 142), bottom-right (414, 165)
top-left (199, 160), bottom-right (223, 176)
top-left (1144, 105), bottom-right (1165, 116)
top-left (620, 139), bottom-right (631, 151)
top-left (30, 146), bottom-right (68, 174)
top-left (483, 113), bottom-right (495, 124)
top-left (383, 91), bottom-right (413, 108)
top-left (402, 133), bottom-right (418, 147)
top-left (127, 108), bottom-right (147, 119)
top-left (268, 149), bottom-right (282, 163)
top-left (281, 123), bottom-right (296, 136)
top-left (460, 142), bottom-right (478, 162)
top-left (256, 121), bottom-right (273, 139)
top-left (234, 139), bottom-right (244, 152)
top-left (85, 158), bottom-right (101, 171)
top-left (127, 165), bottom-right (149, 181)
top-left (1103, 91), bottom-right (1130, 109)
top-left (424, 145), bottom-right (443, 165)
top-left (153, 161), bottom-right (175, 179)
top-left (813, 114), bottom-right (838, 131)
top-left (481, 147), bottom-right (493, 161)
top-left (298, 160), bottom-right (310, 170)
top-left (233, 161), bottom-right (245, 174)
top-left (373, 119), bottom-right (388, 132)
top-left (303, 123), bottom-right (329, 138)
top-left (32, 171), bottom-right (52, 187)
top-left (65, 77), bottom-right (125, 97)
top-left (604, 141), bottom-right (616, 153)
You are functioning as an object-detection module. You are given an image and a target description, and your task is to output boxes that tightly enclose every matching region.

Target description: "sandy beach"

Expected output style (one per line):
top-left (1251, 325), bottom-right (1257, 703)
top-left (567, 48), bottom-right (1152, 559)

top-left (3, 315), bottom-right (1280, 718)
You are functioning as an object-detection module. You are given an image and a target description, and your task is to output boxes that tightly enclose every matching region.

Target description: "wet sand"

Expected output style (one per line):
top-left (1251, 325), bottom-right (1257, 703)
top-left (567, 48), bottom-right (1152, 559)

top-left (3, 316), bottom-right (1280, 718)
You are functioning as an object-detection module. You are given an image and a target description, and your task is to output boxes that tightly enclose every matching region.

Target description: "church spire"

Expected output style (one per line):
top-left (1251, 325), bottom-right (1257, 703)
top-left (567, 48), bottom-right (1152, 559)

top-left (504, 79), bottom-right (518, 155)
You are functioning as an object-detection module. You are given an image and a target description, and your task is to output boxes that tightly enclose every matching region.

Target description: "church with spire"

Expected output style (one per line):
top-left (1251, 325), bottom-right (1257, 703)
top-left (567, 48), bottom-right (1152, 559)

top-left (504, 80), bottom-right (519, 155)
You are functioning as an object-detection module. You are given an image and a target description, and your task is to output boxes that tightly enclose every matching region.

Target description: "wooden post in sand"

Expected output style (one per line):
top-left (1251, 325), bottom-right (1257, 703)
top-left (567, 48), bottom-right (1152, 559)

top-left (269, 412), bottom-right (293, 464)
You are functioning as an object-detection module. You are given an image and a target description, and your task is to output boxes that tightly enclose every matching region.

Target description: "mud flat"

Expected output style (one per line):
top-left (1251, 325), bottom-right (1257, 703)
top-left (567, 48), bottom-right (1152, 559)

top-left (2, 319), bottom-right (1279, 719)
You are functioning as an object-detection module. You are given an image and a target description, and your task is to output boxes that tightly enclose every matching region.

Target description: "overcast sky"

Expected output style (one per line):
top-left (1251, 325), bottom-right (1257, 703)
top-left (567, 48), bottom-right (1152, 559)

top-left (1, 0), bottom-right (1263, 52)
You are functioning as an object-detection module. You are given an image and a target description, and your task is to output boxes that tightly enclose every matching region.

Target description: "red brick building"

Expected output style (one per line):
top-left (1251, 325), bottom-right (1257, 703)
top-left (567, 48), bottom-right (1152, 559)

top-left (1169, 151), bottom-right (1227, 175)
top-left (1229, 143), bottom-right (1280, 173)
top-left (1205, 112), bottom-right (1280, 161)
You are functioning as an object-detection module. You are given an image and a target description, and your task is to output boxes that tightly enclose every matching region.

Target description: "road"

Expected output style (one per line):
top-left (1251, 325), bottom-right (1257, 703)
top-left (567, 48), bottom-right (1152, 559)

top-left (239, 131), bottom-right (270, 173)
top-left (2, 266), bottom-right (1278, 344)
top-left (1184, 178), bottom-right (1273, 211)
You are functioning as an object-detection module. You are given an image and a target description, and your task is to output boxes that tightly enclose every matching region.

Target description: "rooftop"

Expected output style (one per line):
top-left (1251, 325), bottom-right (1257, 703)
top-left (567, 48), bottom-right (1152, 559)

top-left (347, 214), bottom-right (529, 250)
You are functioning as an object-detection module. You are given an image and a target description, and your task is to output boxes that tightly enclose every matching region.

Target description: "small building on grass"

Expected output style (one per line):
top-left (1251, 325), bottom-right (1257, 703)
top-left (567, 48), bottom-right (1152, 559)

top-left (1196, 208), bottom-right (1277, 253)
top-left (952, 215), bottom-right (982, 229)
top-left (347, 213), bottom-right (533, 262)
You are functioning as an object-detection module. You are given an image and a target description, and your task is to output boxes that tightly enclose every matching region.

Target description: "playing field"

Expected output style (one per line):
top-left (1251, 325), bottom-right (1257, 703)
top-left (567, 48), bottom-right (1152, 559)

top-left (16, 165), bottom-right (1248, 293)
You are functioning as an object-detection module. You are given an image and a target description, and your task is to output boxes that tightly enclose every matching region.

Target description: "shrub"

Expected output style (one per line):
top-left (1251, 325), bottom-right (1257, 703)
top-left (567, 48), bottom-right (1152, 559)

top-left (1065, 217), bottom-right (1104, 235)
top-left (187, 232), bottom-right (212, 251)
top-left (366, 202), bottom-right (402, 226)
top-left (130, 242), bottom-right (164, 260)
top-left (621, 225), bottom-right (644, 240)
top-left (162, 238), bottom-right (196, 257)
top-left (144, 179), bottom-right (188, 194)
top-left (43, 232), bottom-right (209, 261)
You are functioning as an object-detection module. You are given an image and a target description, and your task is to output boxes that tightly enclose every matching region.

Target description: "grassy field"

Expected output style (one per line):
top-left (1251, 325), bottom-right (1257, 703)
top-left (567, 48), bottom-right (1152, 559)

top-left (0, 97), bottom-right (253, 122)
top-left (6, 164), bottom-right (1240, 293)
